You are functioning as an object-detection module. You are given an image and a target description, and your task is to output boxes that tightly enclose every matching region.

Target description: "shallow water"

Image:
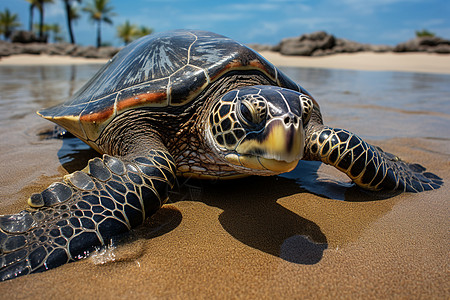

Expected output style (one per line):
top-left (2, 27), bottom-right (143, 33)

top-left (1, 65), bottom-right (448, 168)
top-left (280, 67), bottom-right (450, 140)
top-left (0, 64), bottom-right (449, 298)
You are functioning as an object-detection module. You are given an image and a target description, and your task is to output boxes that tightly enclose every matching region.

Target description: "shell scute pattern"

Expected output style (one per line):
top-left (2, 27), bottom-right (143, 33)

top-left (169, 65), bottom-right (209, 105)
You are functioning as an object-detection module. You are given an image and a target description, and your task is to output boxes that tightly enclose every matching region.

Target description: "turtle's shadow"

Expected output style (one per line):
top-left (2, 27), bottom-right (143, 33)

top-left (168, 162), bottom-right (400, 265)
top-left (58, 135), bottom-right (100, 173)
top-left (178, 175), bottom-right (330, 265)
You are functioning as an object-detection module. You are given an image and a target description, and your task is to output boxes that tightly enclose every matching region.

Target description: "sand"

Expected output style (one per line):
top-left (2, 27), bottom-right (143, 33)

top-left (259, 51), bottom-right (450, 74)
top-left (1, 52), bottom-right (450, 74)
top-left (0, 53), bottom-right (449, 298)
top-left (0, 54), bottom-right (109, 66)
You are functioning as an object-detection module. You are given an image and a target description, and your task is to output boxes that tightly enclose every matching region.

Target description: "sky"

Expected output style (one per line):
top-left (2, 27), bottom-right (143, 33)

top-left (1, 0), bottom-right (449, 47)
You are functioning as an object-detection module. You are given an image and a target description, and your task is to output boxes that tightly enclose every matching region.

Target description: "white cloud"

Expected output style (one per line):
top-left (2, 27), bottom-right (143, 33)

top-left (45, 1), bottom-right (65, 19)
top-left (338, 0), bottom-right (421, 14)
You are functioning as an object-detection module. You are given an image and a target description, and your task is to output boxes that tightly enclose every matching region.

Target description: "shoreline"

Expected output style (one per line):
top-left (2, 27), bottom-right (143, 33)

top-left (0, 54), bottom-right (108, 65)
top-left (0, 52), bottom-right (449, 74)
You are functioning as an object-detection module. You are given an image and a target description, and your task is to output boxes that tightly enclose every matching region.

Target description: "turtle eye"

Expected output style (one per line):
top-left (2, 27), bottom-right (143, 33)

top-left (237, 96), bottom-right (267, 128)
top-left (239, 101), bottom-right (254, 125)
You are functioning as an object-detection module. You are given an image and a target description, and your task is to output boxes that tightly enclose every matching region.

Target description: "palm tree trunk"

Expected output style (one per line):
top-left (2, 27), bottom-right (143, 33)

top-left (64, 0), bottom-right (75, 44)
top-left (38, 0), bottom-right (44, 41)
top-left (96, 19), bottom-right (101, 48)
top-left (29, 4), bottom-right (34, 31)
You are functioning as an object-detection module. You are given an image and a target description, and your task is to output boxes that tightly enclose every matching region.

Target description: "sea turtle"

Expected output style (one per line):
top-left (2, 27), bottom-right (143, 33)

top-left (0, 30), bottom-right (442, 281)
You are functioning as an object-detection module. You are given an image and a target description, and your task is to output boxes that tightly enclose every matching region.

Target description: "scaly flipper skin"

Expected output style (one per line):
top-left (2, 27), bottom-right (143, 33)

top-left (0, 149), bottom-right (176, 281)
top-left (304, 125), bottom-right (443, 192)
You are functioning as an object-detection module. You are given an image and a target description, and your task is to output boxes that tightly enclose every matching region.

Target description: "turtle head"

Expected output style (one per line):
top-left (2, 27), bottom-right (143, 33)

top-left (206, 85), bottom-right (314, 175)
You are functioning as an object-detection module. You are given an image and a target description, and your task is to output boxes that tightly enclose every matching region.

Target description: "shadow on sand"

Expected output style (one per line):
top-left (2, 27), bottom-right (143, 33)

top-left (46, 129), bottom-right (400, 266)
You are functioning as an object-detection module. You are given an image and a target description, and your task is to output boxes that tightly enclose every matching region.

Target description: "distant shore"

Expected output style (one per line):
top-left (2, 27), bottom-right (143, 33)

top-left (1, 52), bottom-right (450, 75)
top-left (259, 51), bottom-right (450, 74)
top-left (0, 54), bottom-right (108, 65)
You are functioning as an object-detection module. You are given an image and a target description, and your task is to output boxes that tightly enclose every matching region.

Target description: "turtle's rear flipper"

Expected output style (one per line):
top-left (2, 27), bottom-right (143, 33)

top-left (304, 126), bottom-right (443, 192)
top-left (0, 150), bottom-right (176, 281)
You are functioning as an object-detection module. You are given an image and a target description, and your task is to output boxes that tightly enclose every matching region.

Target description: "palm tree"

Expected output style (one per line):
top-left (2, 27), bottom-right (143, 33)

top-left (83, 0), bottom-right (115, 48)
top-left (25, 0), bottom-right (39, 31)
top-left (117, 20), bottom-right (137, 45)
top-left (117, 21), bottom-right (153, 45)
top-left (36, 0), bottom-right (54, 41)
top-left (62, 0), bottom-right (81, 44)
top-left (0, 8), bottom-right (21, 40)
top-left (136, 25), bottom-right (153, 38)
top-left (49, 23), bottom-right (63, 42)
top-left (36, 23), bottom-right (63, 42)
top-left (415, 29), bottom-right (435, 38)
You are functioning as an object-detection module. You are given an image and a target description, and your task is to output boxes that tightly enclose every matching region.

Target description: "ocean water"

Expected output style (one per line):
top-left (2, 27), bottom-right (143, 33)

top-left (280, 66), bottom-right (450, 140)
top-left (1, 64), bottom-right (448, 138)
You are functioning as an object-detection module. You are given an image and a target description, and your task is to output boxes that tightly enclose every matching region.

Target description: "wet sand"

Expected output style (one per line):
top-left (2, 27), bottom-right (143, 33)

top-left (0, 56), bottom-right (449, 298)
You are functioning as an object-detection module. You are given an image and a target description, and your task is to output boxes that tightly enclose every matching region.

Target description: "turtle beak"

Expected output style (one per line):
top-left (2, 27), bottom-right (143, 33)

top-left (229, 116), bottom-right (304, 173)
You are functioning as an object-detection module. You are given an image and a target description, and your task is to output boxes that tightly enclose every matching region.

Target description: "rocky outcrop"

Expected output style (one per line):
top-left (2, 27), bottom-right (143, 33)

top-left (272, 31), bottom-right (392, 56)
top-left (249, 31), bottom-right (449, 56)
top-left (2, 30), bottom-right (449, 59)
top-left (0, 40), bottom-right (120, 59)
top-left (10, 30), bottom-right (46, 43)
top-left (394, 36), bottom-right (450, 53)
top-left (246, 44), bottom-right (274, 52)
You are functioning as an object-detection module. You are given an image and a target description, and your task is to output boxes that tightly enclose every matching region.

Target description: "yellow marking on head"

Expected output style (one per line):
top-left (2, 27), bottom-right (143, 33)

top-left (223, 120), bottom-right (304, 173)
top-left (236, 121), bottom-right (304, 163)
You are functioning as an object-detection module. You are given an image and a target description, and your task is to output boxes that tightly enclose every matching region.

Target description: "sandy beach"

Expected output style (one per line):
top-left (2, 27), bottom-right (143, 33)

top-left (1, 52), bottom-right (450, 74)
top-left (0, 54), bottom-right (109, 66)
top-left (259, 51), bottom-right (450, 74)
top-left (0, 52), bottom-right (449, 298)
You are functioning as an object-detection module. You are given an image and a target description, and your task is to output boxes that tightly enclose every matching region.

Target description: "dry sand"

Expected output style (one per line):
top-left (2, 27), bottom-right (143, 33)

top-left (0, 52), bottom-right (449, 298)
top-left (1, 52), bottom-right (450, 74)
top-left (0, 54), bottom-right (108, 65)
top-left (259, 51), bottom-right (450, 74)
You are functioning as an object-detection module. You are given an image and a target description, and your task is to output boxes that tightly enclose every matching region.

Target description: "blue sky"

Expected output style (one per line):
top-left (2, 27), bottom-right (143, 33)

top-left (1, 0), bottom-right (449, 47)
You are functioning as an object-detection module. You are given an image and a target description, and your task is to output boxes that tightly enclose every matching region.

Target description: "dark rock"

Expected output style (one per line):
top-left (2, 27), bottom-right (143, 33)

top-left (247, 44), bottom-right (274, 52)
top-left (0, 41), bottom-right (22, 57)
top-left (433, 44), bottom-right (450, 54)
top-left (0, 41), bottom-right (122, 60)
top-left (394, 36), bottom-right (450, 52)
top-left (73, 46), bottom-right (100, 58)
top-left (45, 43), bottom-right (78, 56)
top-left (368, 44), bottom-right (393, 52)
top-left (21, 43), bottom-right (49, 55)
top-left (276, 31), bottom-right (378, 56)
top-left (279, 38), bottom-right (316, 55)
top-left (277, 31), bottom-right (335, 56)
top-left (10, 31), bottom-right (43, 43)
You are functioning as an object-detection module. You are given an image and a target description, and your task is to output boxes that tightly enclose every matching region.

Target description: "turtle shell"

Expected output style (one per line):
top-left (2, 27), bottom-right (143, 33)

top-left (38, 30), bottom-right (305, 145)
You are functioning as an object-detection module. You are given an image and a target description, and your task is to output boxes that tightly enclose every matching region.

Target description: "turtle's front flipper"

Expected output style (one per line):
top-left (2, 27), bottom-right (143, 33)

top-left (304, 126), bottom-right (443, 192)
top-left (0, 149), bottom-right (176, 281)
